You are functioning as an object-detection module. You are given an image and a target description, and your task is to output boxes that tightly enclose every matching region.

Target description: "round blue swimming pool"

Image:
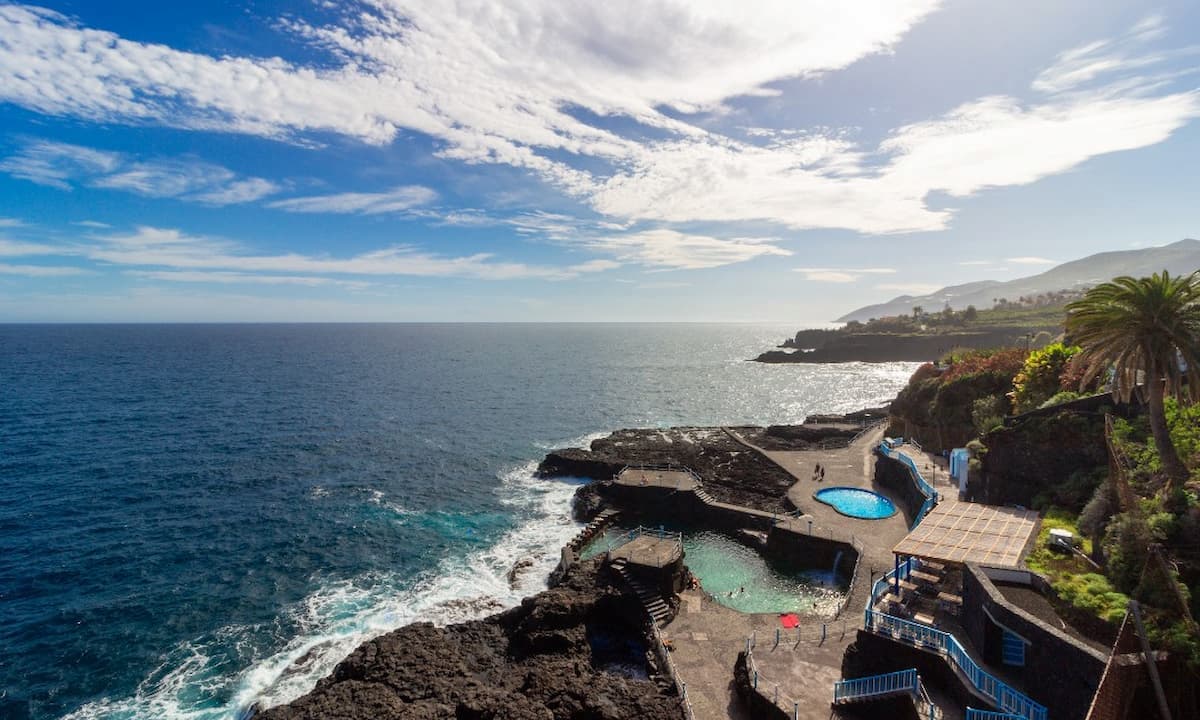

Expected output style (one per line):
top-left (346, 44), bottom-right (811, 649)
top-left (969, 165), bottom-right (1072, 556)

top-left (814, 487), bottom-right (896, 519)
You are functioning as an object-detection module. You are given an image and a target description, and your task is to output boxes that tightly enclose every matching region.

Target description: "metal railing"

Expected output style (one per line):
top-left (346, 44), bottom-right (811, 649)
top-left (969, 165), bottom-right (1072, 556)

top-left (966, 710), bottom-right (1026, 720)
top-left (745, 641), bottom-right (803, 719)
top-left (616, 463), bottom-right (703, 487)
top-left (863, 609), bottom-right (1048, 720)
top-left (877, 441), bottom-right (939, 528)
top-left (833, 668), bottom-right (918, 703)
top-left (833, 668), bottom-right (943, 719)
top-left (649, 621), bottom-right (695, 720)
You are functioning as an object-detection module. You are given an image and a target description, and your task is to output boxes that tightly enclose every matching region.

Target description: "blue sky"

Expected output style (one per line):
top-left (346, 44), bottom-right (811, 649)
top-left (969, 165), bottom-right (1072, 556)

top-left (0, 0), bottom-right (1197, 322)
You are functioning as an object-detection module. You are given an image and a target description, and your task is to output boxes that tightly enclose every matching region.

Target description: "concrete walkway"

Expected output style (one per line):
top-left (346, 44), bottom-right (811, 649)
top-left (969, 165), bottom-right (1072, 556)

top-left (726, 426), bottom-right (913, 617)
top-left (653, 426), bottom-right (916, 720)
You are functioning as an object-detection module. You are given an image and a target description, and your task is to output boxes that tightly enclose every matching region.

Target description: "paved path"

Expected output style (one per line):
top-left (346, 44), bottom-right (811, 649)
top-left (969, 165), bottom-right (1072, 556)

top-left (729, 426), bottom-right (913, 718)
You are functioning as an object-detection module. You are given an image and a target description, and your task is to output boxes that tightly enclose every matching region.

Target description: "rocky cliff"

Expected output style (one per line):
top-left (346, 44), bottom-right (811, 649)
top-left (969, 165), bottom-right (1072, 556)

top-left (255, 563), bottom-right (684, 720)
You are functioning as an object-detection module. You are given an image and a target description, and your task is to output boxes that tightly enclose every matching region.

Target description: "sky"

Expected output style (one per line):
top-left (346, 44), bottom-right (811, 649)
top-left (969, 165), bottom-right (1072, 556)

top-left (0, 0), bottom-right (1197, 323)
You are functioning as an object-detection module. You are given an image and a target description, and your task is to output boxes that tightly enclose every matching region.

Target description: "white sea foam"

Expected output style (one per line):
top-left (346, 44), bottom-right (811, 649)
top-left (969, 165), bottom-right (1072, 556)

top-left (61, 458), bottom-right (583, 720)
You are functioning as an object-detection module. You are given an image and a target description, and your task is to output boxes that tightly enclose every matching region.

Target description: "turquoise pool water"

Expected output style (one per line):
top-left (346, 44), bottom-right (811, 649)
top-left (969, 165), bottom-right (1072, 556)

top-left (583, 527), bottom-right (845, 615)
top-left (814, 486), bottom-right (896, 519)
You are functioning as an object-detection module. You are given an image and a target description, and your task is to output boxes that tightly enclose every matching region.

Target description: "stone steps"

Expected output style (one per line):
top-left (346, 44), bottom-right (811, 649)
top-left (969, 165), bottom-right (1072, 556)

top-left (609, 558), bottom-right (671, 625)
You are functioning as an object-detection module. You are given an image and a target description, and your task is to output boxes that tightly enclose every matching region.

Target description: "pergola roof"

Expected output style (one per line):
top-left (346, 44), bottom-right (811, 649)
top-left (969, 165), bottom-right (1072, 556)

top-left (893, 501), bottom-right (1040, 569)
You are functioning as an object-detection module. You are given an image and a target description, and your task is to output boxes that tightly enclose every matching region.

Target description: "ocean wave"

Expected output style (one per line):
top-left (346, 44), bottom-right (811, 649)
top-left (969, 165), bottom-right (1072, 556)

top-left (62, 460), bottom-right (583, 720)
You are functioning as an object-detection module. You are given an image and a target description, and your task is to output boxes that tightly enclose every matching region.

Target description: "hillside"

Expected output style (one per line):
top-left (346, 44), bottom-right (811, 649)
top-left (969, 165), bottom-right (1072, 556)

top-left (837, 238), bottom-right (1200, 323)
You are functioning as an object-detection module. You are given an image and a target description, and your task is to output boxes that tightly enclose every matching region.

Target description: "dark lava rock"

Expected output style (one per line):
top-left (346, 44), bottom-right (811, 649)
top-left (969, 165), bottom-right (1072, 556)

top-left (255, 564), bottom-right (684, 720)
top-left (539, 427), bottom-right (796, 513)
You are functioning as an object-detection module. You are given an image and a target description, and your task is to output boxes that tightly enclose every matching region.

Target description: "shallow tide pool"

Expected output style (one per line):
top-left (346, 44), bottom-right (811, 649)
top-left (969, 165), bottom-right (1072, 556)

top-left (584, 527), bottom-right (845, 615)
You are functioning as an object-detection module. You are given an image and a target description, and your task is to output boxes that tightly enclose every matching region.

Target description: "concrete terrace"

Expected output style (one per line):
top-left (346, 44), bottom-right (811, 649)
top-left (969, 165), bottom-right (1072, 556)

top-left (726, 426), bottom-right (913, 619)
top-left (632, 425), bottom-right (915, 720)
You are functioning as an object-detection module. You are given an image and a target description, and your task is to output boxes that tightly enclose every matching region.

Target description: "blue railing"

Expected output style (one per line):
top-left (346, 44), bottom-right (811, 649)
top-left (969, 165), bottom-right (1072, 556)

top-left (966, 710), bottom-right (1025, 720)
top-left (878, 441), bottom-right (939, 528)
top-left (863, 610), bottom-right (1048, 720)
top-left (833, 668), bottom-right (918, 703)
top-left (866, 556), bottom-right (920, 612)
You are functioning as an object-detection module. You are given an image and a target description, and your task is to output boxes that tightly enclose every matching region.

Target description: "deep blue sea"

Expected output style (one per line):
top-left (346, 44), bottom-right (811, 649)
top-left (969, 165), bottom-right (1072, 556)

top-left (0, 324), bottom-right (917, 720)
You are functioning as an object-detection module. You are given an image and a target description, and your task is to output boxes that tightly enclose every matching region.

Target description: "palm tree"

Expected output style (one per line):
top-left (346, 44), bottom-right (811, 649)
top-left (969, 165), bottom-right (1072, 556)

top-left (1065, 271), bottom-right (1200, 490)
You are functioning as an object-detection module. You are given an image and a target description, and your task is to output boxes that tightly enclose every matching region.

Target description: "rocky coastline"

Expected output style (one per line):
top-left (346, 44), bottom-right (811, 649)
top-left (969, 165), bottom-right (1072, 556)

top-left (753, 329), bottom-right (1024, 363)
top-left (255, 411), bottom-right (879, 720)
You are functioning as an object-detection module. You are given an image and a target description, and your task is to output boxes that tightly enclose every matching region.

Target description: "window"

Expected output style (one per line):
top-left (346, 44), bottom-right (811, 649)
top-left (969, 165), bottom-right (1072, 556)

top-left (1001, 629), bottom-right (1026, 666)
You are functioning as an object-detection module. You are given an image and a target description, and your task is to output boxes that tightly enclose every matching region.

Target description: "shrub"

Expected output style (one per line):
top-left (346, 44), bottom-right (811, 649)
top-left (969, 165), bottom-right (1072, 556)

top-left (1011, 342), bottom-right (1081, 413)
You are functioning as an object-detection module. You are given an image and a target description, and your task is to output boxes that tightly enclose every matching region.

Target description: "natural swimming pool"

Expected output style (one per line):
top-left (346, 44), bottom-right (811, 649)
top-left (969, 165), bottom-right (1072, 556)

top-left (583, 526), bottom-right (845, 615)
top-left (814, 486), bottom-right (896, 519)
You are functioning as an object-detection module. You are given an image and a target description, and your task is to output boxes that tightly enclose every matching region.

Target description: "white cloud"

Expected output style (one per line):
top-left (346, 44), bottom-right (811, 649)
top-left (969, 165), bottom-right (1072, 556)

top-left (0, 139), bottom-right (279, 204)
top-left (74, 220), bottom-right (111, 229)
top-left (0, 238), bottom-right (60, 256)
top-left (588, 229), bottom-right (790, 270)
top-left (125, 270), bottom-right (370, 289)
top-left (268, 186), bottom-right (437, 214)
top-left (1032, 15), bottom-right (1180, 94)
top-left (567, 259), bottom-right (621, 273)
top-left (794, 267), bottom-right (896, 282)
top-left (958, 260), bottom-right (993, 266)
top-left (0, 218), bottom-right (26, 227)
top-left (1006, 256), bottom-right (1057, 265)
top-left (876, 282), bottom-right (942, 295)
top-left (0, 262), bottom-right (86, 276)
top-left (0, 5), bottom-right (1195, 235)
top-left (83, 226), bottom-right (587, 280)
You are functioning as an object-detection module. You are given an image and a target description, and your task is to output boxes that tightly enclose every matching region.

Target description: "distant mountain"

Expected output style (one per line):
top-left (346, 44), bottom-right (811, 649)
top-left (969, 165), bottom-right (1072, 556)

top-left (836, 239), bottom-right (1200, 323)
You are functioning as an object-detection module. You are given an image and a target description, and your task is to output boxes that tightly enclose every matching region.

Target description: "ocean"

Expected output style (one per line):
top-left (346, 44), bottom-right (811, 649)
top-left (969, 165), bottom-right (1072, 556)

top-left (0, 324), bottom-right (918, 720)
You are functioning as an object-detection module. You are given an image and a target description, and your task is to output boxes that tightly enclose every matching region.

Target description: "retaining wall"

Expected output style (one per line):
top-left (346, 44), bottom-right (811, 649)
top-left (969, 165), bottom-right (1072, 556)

top-left (873, 451), bottom-right (927, 525)
top-left (962, 564), bottom-right (1108, 720)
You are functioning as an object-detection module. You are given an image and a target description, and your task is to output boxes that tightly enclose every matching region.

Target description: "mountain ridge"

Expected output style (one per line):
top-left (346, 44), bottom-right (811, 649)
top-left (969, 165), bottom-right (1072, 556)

top-left (836, 238), bottom-right (1200, 323)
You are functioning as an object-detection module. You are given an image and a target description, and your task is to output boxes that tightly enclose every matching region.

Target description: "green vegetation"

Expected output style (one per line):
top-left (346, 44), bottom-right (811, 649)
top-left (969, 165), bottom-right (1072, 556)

top-left (1010, 342), bottom-right (1081, 414)
top-left (852, 298), bottom-right (1069, 335)
top-left (1026, 511), bottom-right (1129, 625)
top-left (1066, 271), bottom-right (1200, 490)
top-left (884, 272), bottom-right (1200, 672)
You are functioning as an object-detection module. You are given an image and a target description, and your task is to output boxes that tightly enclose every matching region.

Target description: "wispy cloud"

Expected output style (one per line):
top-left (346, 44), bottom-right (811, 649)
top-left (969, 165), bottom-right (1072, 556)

top-left (794, 267), bottom-right (896, 282)
top-left (0, 262), bottom-right (87, 276)
top-left (0, 238), bottom-right (60, 256)
top-left (125, 270), bottom-right (371, 289)
top-left (82, 226), bottom-right (598, 281)
top-left (0, 5), bottom-right (1195, 236)
top-left (0, 218), bottom-right (26, 228)
top-left (0, 139), bottom-right (279, 204)
top-left (268, 186), bottom-right (437, 215)
top-left (588, 229), bottom-right (790, 270)
top-left (1006, 256), bottom-right (1057, 265)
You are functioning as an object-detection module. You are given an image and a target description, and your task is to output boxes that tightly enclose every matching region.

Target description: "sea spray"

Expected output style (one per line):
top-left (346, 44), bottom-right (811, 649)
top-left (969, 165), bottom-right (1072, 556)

top-left (62, 461), bottom-right (586, 720)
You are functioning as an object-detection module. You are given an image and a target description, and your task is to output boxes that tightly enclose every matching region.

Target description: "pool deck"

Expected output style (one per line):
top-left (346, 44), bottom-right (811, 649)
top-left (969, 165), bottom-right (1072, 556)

top-left (647, 425), bottom-right (915, 720)
top-left (727, 425), bottom-right (913, 620)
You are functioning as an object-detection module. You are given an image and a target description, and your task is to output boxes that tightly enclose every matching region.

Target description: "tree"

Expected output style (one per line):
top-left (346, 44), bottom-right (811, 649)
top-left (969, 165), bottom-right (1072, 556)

top-left (1066, 271), bottom-right (1200, 491)
top-left (912, 305), bottom-right (924, 320)
top-left (963, 305), bottom-right (978, 322)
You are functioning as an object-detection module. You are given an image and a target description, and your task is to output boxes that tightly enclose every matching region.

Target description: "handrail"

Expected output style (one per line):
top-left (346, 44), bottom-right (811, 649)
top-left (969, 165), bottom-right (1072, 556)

top-left (966, 710), bottom-right (1025, 720)
top-left (833, 668), bottom-right (918, 703)
top-left (877, 442), bottom-right (938, 528)
top-left (650, 621), bottom-right (695, 720)
top-left (863, 610), bottom-right (1048, 720)
top-left (617, 463), bottom-right (703, 483)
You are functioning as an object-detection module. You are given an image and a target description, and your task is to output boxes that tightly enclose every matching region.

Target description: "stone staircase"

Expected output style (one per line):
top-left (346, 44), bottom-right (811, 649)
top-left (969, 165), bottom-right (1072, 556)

top-left (609, 556), bottom-right (672, 626)
top-left (692, 487), bottom-right (715, 505)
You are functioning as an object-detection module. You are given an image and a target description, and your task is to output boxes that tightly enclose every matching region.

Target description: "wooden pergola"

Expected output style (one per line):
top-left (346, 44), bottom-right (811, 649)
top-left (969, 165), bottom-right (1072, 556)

top-left (891, 502), bottom-right (1040, 591)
